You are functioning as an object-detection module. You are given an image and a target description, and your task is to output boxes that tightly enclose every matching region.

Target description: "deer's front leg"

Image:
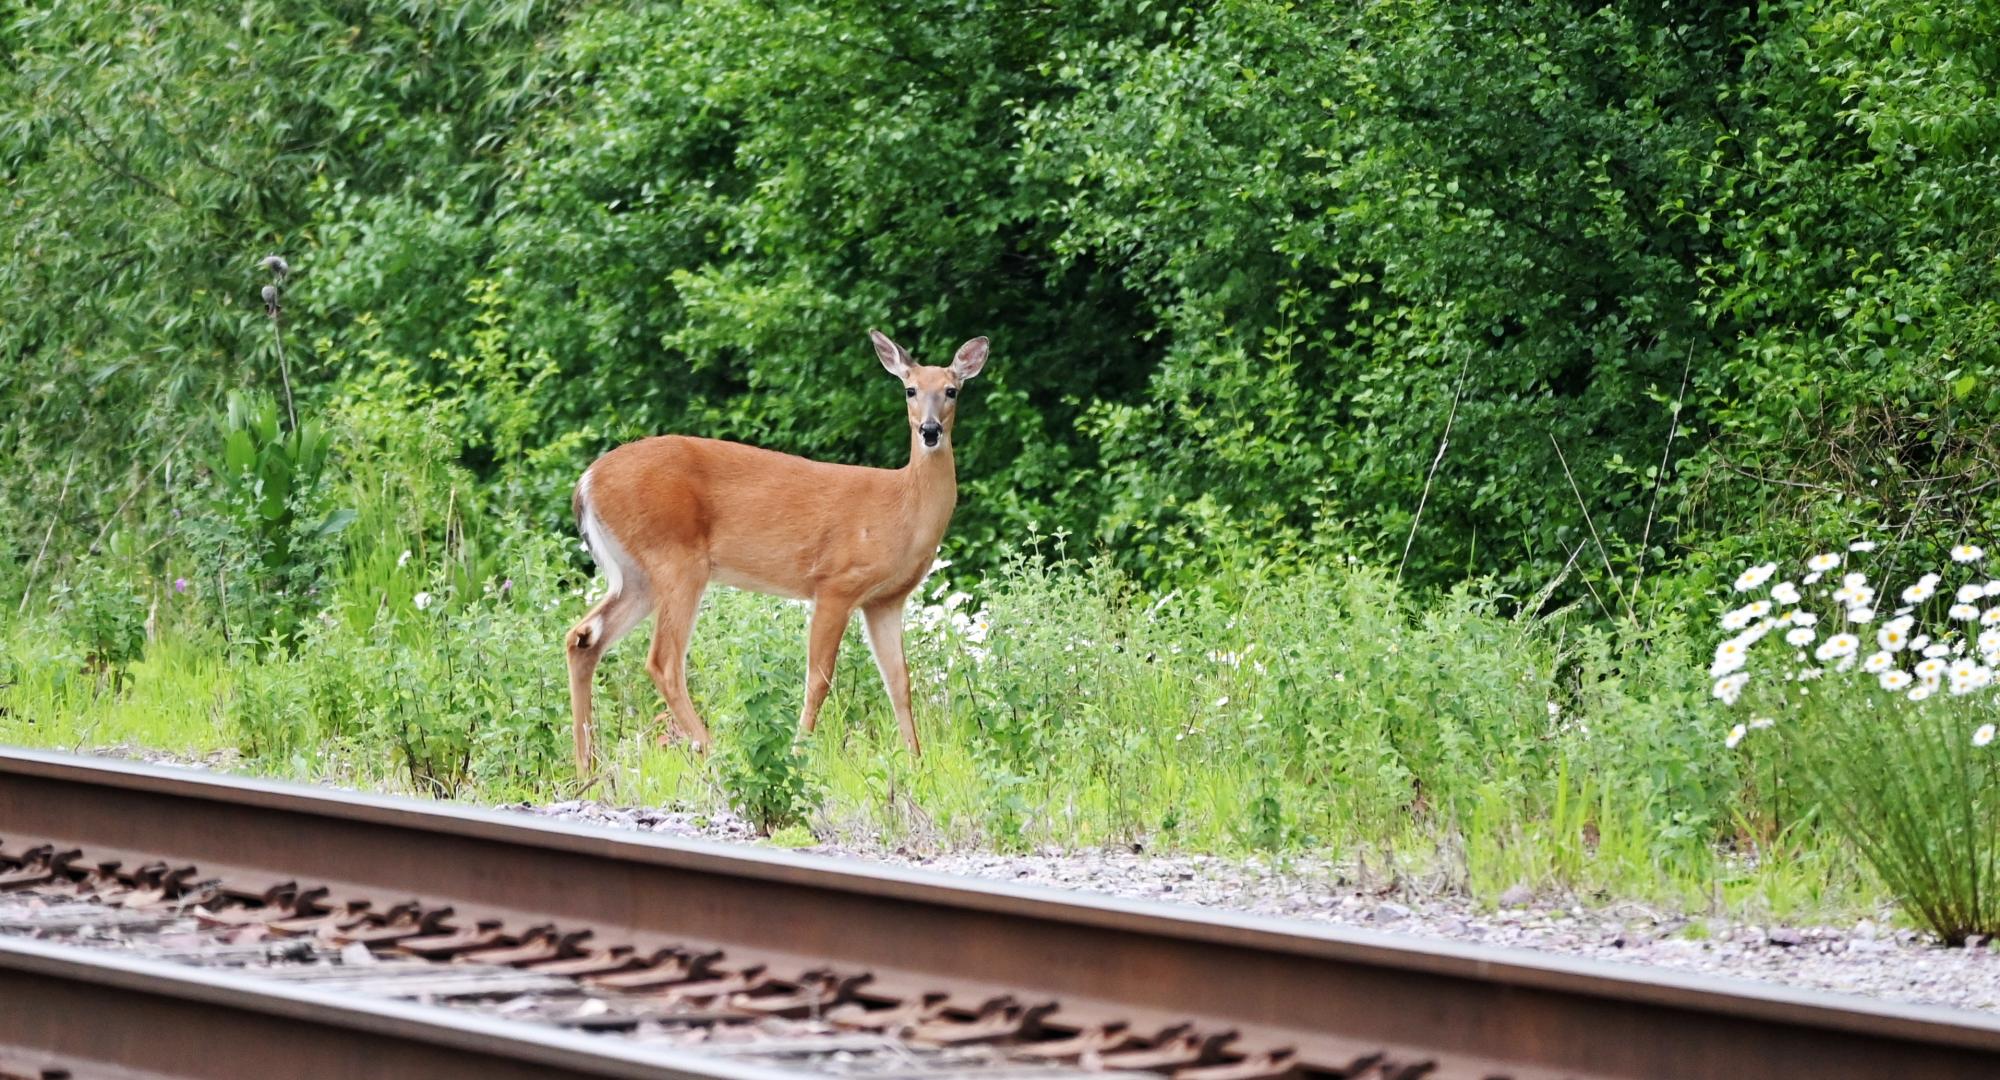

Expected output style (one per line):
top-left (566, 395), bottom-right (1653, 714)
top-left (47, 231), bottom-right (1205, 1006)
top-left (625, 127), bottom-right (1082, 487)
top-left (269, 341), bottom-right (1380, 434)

top-left (862, 597), bottom-right (920, 757)
top-left (799, 595), bottom-right (854, 736)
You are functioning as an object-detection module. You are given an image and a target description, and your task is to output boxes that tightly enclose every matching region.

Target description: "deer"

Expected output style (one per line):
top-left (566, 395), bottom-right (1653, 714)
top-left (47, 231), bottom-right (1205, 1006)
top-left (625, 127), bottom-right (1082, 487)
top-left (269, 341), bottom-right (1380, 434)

top-left (563, 329), bottom-right (989, 775)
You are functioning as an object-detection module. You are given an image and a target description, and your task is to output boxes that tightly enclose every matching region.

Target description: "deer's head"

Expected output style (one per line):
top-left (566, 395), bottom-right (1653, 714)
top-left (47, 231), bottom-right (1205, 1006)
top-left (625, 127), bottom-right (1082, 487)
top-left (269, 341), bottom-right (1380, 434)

top-left (870, 330), bottom-right (988, 453)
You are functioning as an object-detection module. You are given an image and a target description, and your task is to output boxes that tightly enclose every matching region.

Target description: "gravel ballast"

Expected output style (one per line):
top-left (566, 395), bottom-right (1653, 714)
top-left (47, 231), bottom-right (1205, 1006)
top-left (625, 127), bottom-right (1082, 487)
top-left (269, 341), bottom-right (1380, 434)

top-left (514, 799), bottom-right (2000, 1016)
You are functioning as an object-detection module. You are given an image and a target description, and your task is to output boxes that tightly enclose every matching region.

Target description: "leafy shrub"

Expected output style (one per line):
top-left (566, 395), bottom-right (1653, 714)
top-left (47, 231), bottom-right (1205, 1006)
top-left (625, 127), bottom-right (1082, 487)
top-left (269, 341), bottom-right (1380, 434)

top-left (184, 392), bottom-right (353, 645)
top-left (46, 557), bottom-right (148, 684)
top-left (227, 527), bottom-right (573, 798)
top-left (717, 683), bottom-right (823, 836)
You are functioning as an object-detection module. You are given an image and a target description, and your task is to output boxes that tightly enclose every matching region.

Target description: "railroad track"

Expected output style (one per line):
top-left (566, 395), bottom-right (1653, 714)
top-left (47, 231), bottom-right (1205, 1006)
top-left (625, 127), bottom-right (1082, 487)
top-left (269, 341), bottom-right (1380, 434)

top-left (0, 750), bottom-right (1996, 1079)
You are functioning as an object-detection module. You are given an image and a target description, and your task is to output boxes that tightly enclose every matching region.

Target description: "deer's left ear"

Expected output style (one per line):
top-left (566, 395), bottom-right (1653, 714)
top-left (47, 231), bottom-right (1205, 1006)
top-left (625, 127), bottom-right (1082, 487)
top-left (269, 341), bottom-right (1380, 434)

top-left (951, 337), bottom-right (989, 381)
top-left (870, 329), bottom-right (912, 378)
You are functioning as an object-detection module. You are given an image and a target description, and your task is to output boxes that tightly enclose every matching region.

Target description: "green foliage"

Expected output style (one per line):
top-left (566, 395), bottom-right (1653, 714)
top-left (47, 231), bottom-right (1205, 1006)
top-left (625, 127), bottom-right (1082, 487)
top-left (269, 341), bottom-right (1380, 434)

top-left (45, 556), bottom-right (148, 682)
top-left (186, 391), bottom-right (353, 643)
top-left (10, 0), bottom-right (1998, 602)
top-left (718, 685), bottom-right (824, 836)
top-left (226, 528), bottom-right (573, 798)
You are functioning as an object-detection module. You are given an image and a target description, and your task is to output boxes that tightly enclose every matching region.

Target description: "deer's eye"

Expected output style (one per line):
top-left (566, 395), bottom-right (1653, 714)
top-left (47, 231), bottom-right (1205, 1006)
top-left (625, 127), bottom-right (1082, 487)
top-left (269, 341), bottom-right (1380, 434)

top-left (944, 387), bottom-right (957, 399)
top-left (905, 386), bottom-right (916, 398)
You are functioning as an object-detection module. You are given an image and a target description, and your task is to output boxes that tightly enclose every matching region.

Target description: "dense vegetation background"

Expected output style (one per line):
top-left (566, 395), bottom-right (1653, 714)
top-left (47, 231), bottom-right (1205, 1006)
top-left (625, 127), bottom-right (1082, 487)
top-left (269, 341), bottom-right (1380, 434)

top-left (6, 0), bottom-right (2000, 927)
top-left (8, 0), bottom-right (1998, 597)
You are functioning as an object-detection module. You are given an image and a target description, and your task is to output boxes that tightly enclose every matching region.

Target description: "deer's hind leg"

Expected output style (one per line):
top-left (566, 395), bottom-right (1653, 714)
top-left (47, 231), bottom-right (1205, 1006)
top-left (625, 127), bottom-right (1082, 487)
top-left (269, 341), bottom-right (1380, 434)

top-left (643, 562), bottom-right (712, 751)
top-left (567, 586), bottom-right (652, 776)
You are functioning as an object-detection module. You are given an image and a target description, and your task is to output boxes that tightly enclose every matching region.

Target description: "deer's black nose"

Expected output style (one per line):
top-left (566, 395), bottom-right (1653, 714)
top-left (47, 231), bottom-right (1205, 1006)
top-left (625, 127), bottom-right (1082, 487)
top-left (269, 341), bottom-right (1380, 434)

top-left (920, 421), bottom-right (943, 445)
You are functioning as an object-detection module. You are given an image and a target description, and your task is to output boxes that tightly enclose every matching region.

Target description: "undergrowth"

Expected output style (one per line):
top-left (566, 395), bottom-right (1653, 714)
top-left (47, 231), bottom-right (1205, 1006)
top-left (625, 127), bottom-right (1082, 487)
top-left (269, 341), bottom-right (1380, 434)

top-left (0, 539), bottom-right (1878, 924)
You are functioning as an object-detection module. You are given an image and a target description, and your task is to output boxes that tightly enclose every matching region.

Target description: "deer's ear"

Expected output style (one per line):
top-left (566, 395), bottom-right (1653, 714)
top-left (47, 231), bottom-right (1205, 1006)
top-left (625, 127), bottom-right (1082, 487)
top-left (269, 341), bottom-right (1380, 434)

top-left (869, 329), bottom-right (911, 377)
top-left (950, 337), bottom-right (989, 381)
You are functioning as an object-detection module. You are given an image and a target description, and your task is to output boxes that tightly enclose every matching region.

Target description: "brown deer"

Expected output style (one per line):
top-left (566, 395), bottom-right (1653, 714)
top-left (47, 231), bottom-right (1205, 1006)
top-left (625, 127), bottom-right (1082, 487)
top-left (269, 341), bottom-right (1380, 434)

top-left (564, 330), bottom-right (989, 774)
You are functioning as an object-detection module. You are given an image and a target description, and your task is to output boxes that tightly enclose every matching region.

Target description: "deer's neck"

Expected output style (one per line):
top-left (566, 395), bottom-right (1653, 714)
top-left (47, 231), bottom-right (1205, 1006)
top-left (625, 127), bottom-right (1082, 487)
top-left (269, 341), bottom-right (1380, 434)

top-left (902, 435), bottom-right (959, 547)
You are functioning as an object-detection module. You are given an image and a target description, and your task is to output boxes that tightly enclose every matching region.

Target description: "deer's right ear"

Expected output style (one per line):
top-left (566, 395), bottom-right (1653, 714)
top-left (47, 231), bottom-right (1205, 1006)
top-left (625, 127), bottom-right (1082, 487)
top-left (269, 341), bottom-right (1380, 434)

top-left (869, 329), bottom-right (911, 377)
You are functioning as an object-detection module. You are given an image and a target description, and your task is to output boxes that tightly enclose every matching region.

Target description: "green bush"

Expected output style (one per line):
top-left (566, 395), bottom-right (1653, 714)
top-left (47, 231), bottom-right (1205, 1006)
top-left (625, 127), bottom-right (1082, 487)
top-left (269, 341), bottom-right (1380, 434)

top-left (46, 556), bottom-right (149, 685)
top-left (183, 391), bottom-right (352, 645)
top-left (717, 683), bottom-right (824, 836)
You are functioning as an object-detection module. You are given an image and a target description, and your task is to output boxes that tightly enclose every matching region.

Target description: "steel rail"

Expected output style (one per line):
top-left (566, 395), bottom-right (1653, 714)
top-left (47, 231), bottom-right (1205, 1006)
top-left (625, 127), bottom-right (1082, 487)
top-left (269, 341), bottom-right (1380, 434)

top-left (0, 935), bottom-right (802, 1080)
top-left (2, 747), bottom-right (1998, 1079)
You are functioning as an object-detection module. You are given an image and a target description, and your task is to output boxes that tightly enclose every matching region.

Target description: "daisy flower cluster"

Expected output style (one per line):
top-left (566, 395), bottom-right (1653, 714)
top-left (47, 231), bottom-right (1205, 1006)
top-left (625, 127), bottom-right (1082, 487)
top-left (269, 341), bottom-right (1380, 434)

top-left (909, 559), bottom-right (993, 662)
top-left (1713, 541), bottom-right (2000, 746)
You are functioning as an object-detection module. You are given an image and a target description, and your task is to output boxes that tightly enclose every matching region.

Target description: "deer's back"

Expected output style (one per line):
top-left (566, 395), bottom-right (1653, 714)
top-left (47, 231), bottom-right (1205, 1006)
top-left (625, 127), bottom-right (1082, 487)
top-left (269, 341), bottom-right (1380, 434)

top-left (583, 435), bottom-right (917, 599)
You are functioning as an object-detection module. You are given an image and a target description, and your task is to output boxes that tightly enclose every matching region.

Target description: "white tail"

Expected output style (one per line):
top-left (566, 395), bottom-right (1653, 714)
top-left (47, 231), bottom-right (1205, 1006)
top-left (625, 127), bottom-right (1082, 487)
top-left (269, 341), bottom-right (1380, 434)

top-left (565, 330), bottom-right (990, 774)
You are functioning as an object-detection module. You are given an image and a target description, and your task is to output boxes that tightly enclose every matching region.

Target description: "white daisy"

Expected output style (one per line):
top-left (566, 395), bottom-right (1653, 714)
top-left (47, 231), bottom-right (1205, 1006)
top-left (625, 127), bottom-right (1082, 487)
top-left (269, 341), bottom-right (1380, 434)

top-left (1807, 553), bottom-right (1842, 573)
top-left (1803, 571), bottom-right (1824, 586)
top-left (1879, 670), bottom-right (1914, 691)
top-left (1711, 639), bottom-right (1750, 678)
top-left (1982, 607), bottom-right (2000, 626)
top-left (1785, 626), bottom-right (1816, 647)
top-left (1843, 571), bottom-right (1869, 589)
top-left (1725, 722), bottom-right (1748, 748)
top-left (1813, 634), bottom-right (1860, 661)
top-left (1863, 651), bottom-right (1895, 673)
top-left (1734, 562), bottom-right (1779, 592)
top-left (1847, 606), bottom-right (1876, 623)
top-left (1713, 672), bottom-right (1749, 705)
top-left (1902, 582), bottom-right (1935, 604)
top-left (1977, 724), bottom-right (1997, 748)
top-left (1878, 624), bottom-right (1911, 652)
top-left (1912, 634), bottom-right (1933, 653)
top-left (1749, 717), bottom-right (1776, 730)
top-left (1789, 610), bottom-right (1817, 626)
top-left (1909, 684), bottom-right (1935, 702)
top-left (1924, 643), bottom-right (1952, 659)
top-left (1721, 601), bottom-right (1772, 630)
top-left (1952, 544), bottom-right (1985, 564)
top-left (1849, 540), bottom-right (1878, 552)
top-left (1981, 628), bottom-right (2000, 655)
top-left (1951, 603), bottom-right (1981, 622)
top-left (1917, 657), bottom-right (1949, 681)
top-left (1986, 580), bottom-right (2000, 598)
top-left (1770, 582), bottom-right (1801, 605)
top-left (413, 591), bottom-right (433, 611)
top-left (1958, 584), bottom-right (1986, 605)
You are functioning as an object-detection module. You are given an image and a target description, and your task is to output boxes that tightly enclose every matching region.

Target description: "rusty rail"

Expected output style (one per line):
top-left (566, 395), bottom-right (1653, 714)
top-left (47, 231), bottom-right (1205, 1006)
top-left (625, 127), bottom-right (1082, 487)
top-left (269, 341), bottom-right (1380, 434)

top-left (2, 748), bottom-right (1999, 1079)
top-left (0, 935), bottom-right (796, 1080)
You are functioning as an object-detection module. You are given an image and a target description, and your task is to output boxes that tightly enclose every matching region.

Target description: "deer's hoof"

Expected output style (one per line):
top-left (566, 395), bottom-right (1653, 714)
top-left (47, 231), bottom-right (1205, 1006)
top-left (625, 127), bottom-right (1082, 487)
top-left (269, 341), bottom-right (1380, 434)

top-left (652, 717), bottom-right (709, 754)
